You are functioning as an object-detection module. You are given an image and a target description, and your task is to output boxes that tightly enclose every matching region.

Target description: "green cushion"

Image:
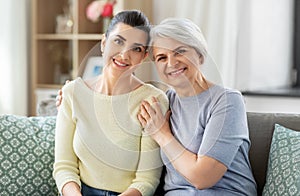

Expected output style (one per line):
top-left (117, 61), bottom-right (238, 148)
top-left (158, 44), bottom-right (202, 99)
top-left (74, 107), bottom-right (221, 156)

top-left (0, 115), bottom-right (58, 196)
top-left (263, 124), bottom-right (300, 196)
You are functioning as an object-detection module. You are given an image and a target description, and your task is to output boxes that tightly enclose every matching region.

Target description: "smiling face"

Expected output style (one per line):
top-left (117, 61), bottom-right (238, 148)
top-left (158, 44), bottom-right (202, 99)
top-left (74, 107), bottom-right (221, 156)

top-left (152, 37), bottom-right (204, 89)
top-left (101, 22), bottom-right (148, 77)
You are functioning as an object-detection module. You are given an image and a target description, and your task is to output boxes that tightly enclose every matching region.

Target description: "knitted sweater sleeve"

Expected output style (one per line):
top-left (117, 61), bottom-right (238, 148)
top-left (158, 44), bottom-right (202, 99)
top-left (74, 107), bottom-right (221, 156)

top-left (53, 82), bottom-right (81, 193)
top-left (129, 92), bottom-right (169, 196)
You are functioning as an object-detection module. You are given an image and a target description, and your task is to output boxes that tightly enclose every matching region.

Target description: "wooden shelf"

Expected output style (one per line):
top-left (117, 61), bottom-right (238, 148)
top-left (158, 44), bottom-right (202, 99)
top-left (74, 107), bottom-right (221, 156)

top-left (36, 34), bottom-right (74, 40)
top-left (30, 0), bottom-right (106, 115)
top-left (36, 34), bottom-right (103, 40)
top-left (37, 84), bottom-right (64, 89)
top-left (76, 34), bottom-right (103, 40)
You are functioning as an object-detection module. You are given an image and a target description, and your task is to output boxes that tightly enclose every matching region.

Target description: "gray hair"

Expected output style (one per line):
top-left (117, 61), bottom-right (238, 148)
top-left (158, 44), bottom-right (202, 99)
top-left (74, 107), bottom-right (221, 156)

top-left (149, 18), bottom-right (208, 60)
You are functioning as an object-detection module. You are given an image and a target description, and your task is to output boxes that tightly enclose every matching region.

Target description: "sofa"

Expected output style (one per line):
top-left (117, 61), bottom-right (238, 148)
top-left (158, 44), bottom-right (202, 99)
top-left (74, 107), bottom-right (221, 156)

top-left (0, 112), bottom-right (299, 195)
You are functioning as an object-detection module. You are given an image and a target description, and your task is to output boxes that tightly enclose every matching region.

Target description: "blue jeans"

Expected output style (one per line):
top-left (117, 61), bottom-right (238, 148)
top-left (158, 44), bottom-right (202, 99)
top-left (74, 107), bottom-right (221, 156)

top-left (81, 182), bottom-right (120, 196)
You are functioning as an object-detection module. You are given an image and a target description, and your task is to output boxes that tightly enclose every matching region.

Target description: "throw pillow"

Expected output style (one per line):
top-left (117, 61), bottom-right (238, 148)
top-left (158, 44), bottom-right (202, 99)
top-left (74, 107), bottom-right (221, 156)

top-left (262, 124), bottom-right (300, 196)
top-left (0, 115), bottom-right (58, 196)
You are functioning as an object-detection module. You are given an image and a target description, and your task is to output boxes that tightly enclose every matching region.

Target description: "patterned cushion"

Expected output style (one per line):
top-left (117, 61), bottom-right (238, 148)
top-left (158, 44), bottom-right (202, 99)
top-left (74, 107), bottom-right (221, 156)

top-left (262, 124), bottom-right (300, 196)
top-left (0, 115), bottom-right (58, 196)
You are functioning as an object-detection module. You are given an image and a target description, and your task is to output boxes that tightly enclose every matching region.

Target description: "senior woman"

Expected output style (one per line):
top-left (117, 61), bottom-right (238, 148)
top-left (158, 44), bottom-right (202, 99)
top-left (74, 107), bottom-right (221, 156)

top-left (138, 18), bottom-right (257, 195)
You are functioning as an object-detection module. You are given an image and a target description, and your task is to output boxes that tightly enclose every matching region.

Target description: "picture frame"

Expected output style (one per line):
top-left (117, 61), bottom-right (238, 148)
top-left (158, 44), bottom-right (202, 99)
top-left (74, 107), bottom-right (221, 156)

top-left (82, 56), bottom-right (103, 80)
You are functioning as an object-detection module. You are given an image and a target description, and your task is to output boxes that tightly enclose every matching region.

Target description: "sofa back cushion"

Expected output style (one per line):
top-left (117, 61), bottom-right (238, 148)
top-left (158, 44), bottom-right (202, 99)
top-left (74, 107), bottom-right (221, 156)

top-left (247, 112), bottom-right (300, 195)
top-left (0, 115), bottom-right (58, 196)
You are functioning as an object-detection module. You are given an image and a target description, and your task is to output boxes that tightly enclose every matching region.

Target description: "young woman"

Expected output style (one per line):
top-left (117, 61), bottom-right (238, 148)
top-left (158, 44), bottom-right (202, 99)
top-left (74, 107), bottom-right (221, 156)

top-left (138, 18), bottom-right (257, 195)
top-left (53, 10), bottom-right (169, 196)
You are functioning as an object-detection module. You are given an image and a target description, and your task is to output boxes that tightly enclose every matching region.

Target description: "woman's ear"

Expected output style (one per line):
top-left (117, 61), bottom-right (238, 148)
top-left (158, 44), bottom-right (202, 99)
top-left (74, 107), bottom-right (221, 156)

top-left (199, 54), bottom-right (204, 64)
top-left (101, 34), bottom-right (106, 53)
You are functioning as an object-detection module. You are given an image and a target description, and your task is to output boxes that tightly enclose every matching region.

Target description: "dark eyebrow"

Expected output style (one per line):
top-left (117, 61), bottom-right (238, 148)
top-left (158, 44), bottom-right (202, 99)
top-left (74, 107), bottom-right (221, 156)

top-left (116, 35), bottom-right (126, 41)
top-left (116, 35), bottom-right (145, 48)
top-left (155, 53), bottom-right (164, 58)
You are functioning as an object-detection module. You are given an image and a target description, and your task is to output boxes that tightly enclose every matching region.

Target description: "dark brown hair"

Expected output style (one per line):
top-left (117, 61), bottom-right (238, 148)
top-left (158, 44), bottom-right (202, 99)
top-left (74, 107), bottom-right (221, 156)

top-left (105, 10), bottom-right (151, 45)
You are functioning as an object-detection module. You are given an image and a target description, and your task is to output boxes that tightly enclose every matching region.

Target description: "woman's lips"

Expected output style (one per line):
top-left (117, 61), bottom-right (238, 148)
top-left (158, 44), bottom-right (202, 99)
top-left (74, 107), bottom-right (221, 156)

top-left (113, 59), bottom-right (128, 67)
top-left (168, 68), bottom-right (186, 76)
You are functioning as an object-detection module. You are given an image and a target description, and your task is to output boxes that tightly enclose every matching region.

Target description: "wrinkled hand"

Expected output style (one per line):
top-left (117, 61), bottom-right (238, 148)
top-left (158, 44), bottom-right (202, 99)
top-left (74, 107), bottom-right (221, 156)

top-left (137, 97), bottom-right (171, 143)
top-left (56, 80), bottom-right (70, 108)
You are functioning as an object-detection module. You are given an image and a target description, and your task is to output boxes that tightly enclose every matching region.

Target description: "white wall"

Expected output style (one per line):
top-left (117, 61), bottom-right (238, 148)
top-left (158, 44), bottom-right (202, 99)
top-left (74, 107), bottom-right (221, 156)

top-left (0, 0), bottom-right (29, 115)
top-left (236, 0), bottom-right (294, 91)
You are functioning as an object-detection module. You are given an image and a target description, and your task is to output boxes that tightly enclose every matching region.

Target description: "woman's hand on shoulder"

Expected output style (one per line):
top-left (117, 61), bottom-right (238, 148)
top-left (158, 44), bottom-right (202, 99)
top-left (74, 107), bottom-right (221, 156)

top-left (55, 80), bottom-right (70, 108)
top-left (138, 97), bottom-right (173, 146)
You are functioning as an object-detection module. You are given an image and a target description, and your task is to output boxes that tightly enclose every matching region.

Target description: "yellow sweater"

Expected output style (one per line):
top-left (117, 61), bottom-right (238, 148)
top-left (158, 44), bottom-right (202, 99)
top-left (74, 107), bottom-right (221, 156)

top-left (53, 78), bottom-right (169, 196)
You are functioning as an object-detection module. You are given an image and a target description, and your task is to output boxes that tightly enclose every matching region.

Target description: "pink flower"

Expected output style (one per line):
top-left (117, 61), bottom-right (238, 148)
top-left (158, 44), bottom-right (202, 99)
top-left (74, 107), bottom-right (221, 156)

top-left (86, 0), bottom-right (116, 22)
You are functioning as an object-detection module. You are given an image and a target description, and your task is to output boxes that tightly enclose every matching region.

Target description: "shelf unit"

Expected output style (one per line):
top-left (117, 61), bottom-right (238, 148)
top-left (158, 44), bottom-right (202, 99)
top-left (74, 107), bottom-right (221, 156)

top-left (30, 0), bottom-right (153, 115)
top-left (31, 0), bottom-right (105, 115)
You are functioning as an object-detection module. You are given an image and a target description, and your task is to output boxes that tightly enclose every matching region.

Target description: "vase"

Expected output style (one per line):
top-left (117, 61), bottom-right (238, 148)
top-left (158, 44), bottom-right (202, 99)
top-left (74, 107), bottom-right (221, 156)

top-left (102, 17), bottom-right (111, 33)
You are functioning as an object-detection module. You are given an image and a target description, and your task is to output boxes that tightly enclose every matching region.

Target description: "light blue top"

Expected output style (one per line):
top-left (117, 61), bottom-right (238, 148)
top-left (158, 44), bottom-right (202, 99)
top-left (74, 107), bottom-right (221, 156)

top-left (162, 85), bottom-right (257, 196)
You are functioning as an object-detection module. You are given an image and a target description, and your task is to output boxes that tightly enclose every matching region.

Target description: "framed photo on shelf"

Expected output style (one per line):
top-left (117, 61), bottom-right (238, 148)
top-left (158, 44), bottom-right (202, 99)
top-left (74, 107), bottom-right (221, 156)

top-left (82, 56), bottom-right (103, 79)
